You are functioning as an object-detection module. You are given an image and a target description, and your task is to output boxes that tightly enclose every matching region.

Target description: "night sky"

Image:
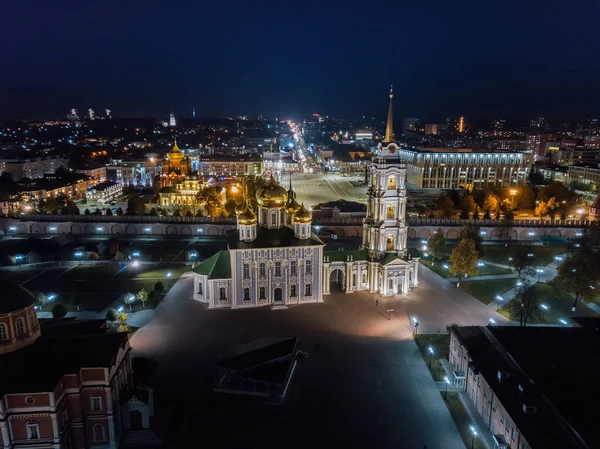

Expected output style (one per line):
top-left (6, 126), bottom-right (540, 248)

top-left (2, 0), bottom-right (600, 121)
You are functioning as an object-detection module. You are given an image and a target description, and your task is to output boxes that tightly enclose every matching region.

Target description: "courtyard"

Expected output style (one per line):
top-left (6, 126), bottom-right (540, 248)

top-left (129, 267), bottom-right (504, 448)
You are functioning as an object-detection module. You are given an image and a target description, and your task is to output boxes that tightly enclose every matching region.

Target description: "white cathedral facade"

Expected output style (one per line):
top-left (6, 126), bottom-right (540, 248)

top-left (192, 87), bottom-right (419, 308)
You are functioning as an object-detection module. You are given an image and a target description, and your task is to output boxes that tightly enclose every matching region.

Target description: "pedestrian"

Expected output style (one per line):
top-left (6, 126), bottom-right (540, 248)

top-left (376, 299), bottom-right (379, 306)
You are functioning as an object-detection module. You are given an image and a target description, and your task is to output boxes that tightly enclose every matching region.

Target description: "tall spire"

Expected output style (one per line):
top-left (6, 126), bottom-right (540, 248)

top-left (384, 84), bottom-right (394, 143)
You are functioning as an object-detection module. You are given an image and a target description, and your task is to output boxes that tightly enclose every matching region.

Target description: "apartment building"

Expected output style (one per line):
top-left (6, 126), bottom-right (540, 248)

top-left (448, 325), bottom-right (597, 449)
top-left (198, 155), bottom-right (263, 177)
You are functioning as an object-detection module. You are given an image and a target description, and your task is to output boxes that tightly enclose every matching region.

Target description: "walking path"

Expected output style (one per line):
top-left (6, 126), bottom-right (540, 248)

top-left (447, 273), bottom-right (517, 282)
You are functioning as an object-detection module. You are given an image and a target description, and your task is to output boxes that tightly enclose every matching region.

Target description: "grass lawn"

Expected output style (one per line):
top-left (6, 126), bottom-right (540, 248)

top-left (457, 278), bottom-right (516, 305)
top-left (443, 392), bottom-right (487, 449)
top-left (481, 244), bottom-right (567, 266)
top-left (415, 334), bottom-right (450, 381)
top-left (499, 282), bottom-right (599, 324)
top-left (420, 256), bottom-right (512, 279)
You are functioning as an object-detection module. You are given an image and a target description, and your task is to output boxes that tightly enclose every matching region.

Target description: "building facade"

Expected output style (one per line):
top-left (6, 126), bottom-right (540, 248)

top-left (0, 155), bottom-right (68, 181)
top-left (86, 181), bottom-right (123, 205)
top-left (198, 155), bottom-right (263, 177)
top-left (106, 159), bottom-right (162, 187)
top-left (568, 162), bottom-right (600, 186)
top-left (397, 148), bottom-right (532, 189)
top-left (158, 175), bottom-right (204, 208)
top-left (192, 88), bottom-right (419, 308)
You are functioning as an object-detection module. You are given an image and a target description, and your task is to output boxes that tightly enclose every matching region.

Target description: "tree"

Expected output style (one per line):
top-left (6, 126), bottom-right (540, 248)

top-left (38, 197), bottom-right (60, 214)
top-left (105, 308), bottom-right (117, 322)
top-left (427, 229), bottom-right (446, 266)
top-left (116, 312), bottom-right (131, 333)
top-left (92, 207), bottom-right (102, 216)
top-left (126, 197), bottom-right (145, 215)
top-left (51, 303), bottom-right (68, 318)
top-left (154, 281), bottom-right (165, 295)
top-left (551, 253), bottom-right (598, 310)
top-left (483, 194), bottom-right (499, 215)
top-left (449, 238), bottom-right (478, 287)
top-left (504, 280), bottom-right (541, 327)
top-left (185, 209), bottom-right (193, 217)
top-left (105, 208), bottom-right (113, 216)
top-left (438, 195), bottom-right (455, 219)
top-left (149, 207), bottom-right (158, 216)
top-left (517, 185), bottom-right (536, 210)
top-left (90, 252), bottom-right (100, 261)
top-left (116, 207), bottom-right (124, 216)
top-left (459, 223), bottom-right (483, 254)
top-left (535, 197), bottom-right (558, 218)
top-left (528, 169), bottom-right (545, 186)
top-left (61, 200), bottom-right (80, 215)
top-left (511, 245), bottom-right (536, 279)
top-left (84, 208), bottom-right (91, 215)
top-left (36, 292), bottom-right (48, 309)
top-left (172, 208), bottom-right (181, 217)
top-left (124, 293), bottom-right (136, 311)
top-left (460, 195), bottom-right (477, 218)
top-left (136, 288), bottom-right (149, 308)
top-left (197, 186), bottom-right (222, 216)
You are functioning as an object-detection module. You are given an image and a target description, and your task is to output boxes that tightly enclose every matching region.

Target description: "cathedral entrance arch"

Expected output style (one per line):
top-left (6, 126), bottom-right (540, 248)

top-left (273, 288), bottom-right (283, 303)
top-left (130, 410), bottom-right (143, 430)
top-left (329, 268), bottom-right (346, 291)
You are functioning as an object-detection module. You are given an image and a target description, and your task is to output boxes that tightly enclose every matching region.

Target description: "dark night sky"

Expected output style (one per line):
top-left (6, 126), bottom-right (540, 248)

top-left (2, 0), bottom-right (600, 121)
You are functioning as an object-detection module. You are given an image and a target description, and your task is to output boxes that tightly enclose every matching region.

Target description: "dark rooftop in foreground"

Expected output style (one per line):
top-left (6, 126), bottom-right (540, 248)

top-left (451, 325), bottom-right (600, 449)
top-left (0, 320), bottom-right (127, 394)
top-left (0, 282), bottom-right (36, 314)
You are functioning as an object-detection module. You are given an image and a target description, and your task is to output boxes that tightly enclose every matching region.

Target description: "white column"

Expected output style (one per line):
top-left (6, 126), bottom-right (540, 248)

top-left (107, 416), bottom-right (117, 449)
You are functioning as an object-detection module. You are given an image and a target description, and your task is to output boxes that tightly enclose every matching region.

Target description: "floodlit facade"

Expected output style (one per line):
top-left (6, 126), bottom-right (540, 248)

top-left (396, 148), bottom-right (532, 189)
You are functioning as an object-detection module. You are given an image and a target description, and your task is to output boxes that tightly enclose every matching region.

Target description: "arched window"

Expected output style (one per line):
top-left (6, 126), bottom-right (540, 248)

top-left (387, 204), bottom-right (395, 219)
top-left (92, 424), bottom-right (105, 441)
top-left (198, 282), bottom-right (203, 296)
top-left (219, 288), bottom-right (227, 300)
top-left (275, 261), bottom-right (281, 276)
top-left (290, 285), bottom-right (297, 297)
top-left (15, 319), bottom-right (25, 336)
top-left (290, 260), bottom-right (297, 275)
top-left (0, 323), bottom-right (7, 341)
top-left (388, 279), bottom-right (394, 291)
top-left (386, 235), bottom-right (395, 251)
top-left (305, 284), bottom-right (312, 296)
top-left (352, 273), bottom-right (357, 287)
top-left (387, 175), bottom-right (396, 190)
top-left (259, 287), bottom-right (266, 299)
top-left (362, 273), bottom-right (367, 284)
top-left (305, 259), bottom-right (312, 275)
top-left (271, 213), bottom-right (277, 225)
top-left (243, 263), bottom-right (250, 279)
top-left (259, 262), bottom-right (266, 277)
top-left (243, 288), bottom-right (250, 301)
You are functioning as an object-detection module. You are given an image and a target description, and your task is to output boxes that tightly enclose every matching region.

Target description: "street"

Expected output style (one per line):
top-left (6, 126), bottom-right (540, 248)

top-left (292, 173), bottom-right (369, 208)
top-left (128, 265), bottom-right (508, 448)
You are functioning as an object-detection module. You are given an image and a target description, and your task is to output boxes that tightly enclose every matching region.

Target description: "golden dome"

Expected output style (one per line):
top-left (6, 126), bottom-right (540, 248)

top-left (294, 203), bottom-right (312, 224)
top-left (168, 140), bottom-right (183, 162)
top-left (238, 206), bottom-right (257, 225)
top-left (286, 198), bottom-right (301, 215)
top-left (256, 175), bottom-right (287, 208)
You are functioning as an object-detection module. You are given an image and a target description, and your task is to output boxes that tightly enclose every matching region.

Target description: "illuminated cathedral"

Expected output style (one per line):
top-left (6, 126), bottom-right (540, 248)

top-left (156, 140), bottom-right (204, 208)
top-left (191, 87), bottom-right (419, 309)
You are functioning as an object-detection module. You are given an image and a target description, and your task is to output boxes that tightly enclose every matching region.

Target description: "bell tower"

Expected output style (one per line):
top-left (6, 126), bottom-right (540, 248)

top-left (362, 85), bottom-right (408, 259)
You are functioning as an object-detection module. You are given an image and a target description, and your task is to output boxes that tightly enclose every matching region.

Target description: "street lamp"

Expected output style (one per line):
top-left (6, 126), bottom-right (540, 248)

top-left (444, 376), bottom-right (450, 400)
top-left (477, 262), bottom-right (484, 276)
top-left (428, 346), bottom-right (434, 368)
top-left (509, 189), bottom-right (517, 209)
top-left (488, 318), bottom-right (496, 325)
top-left (540, 303), bottom-right (548, 320)
top-left (470, 426), bottom-right (478, 449)
top-left (387, 308), bottom-right (394, 320)
top-left (559, 318), bottom-right (568, 326)
top-left (167, 271), bottom-right (172, 288)
top-left (536, 268), bottom-right (544, 282)
top-left (413, 317), bottom-right (419, 339)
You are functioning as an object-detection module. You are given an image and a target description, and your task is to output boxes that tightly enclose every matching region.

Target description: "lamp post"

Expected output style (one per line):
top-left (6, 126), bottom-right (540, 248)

top-left (540, 303), bottom-right (548, 320)
top-left (470, 426), bottom-right (478, 449)
top-left (536, 268), bottom-right (544, 282)
top-left (167, 271), bottom-right (172, 288)
top-left (387, 308), bottom-right (393, 321)
top-left (509, 189), bottom-right (517, 209)
top-left (477, 262), bottom-right (484, 276)
top-left (413, 318), bottom-right (419, 339)
top-left (428, 346), bottom-right (434, 368)
top-left (444, 376), bottom-right (450, 400)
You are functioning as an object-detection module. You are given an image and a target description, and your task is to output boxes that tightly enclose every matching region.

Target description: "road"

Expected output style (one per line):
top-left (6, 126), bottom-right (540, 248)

top-left (128, 263), bottom-right (511, 448)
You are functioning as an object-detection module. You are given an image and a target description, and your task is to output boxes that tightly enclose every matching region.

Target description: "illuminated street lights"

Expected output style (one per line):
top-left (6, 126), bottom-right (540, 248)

top-left (509, 189), bottom-right (517, 209)
top-left (536, 268), bottom-right (544, 281)
top-left (477, 262), bottom-right (484, 276)
top-left (387, 308), bottom-right (393, 320)
top-left (167, 271), bottom-right (172, 288)
top-left (413, 317), bottom-right (419, 339)
top-left (428, 346), bottom-right (434, 368)
top-left (470, 426), bottom-right (478, 449)
top-left (540, 303), bottom-right (548, 320)
top-left (444, 376), bottom-right (450, 400)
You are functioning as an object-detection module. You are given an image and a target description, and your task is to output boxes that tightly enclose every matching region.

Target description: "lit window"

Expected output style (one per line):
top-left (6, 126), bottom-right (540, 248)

top-left (0, 323), bottom-right (7, 341)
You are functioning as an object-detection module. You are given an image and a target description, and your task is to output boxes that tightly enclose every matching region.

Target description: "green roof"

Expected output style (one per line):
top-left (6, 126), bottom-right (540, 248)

top-left (380, 253), bottom-right (400, 265)
top-left (324, 249), bottom-right (368, 262)
top-left (193, 251), bottom-right (231, 279)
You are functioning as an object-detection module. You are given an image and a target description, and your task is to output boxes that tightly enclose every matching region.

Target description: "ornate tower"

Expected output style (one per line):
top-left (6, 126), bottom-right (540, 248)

top-left (293, 204), bottom-right (312, 240)
top-left (256, 175), bottom-right (288, 229)
top-left (363, 86), bottom-right (408, 259)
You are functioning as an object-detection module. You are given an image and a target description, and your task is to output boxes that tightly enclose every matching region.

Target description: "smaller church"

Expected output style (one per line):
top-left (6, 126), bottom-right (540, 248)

top-left (192, 86), bottom-right (419, 308)
top-left (156, 140), bottom-right (204, 208)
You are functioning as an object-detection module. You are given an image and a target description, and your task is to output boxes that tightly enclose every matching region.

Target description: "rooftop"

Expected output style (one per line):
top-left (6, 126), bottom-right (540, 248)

top-left (0, 321), bottom-right (127, 394)
top-left (227, 225), bottom-right (324, 250)
top-left (451, 325), bottom-right (600, 449)
top-left (193, 250), bottom-right (231, 279)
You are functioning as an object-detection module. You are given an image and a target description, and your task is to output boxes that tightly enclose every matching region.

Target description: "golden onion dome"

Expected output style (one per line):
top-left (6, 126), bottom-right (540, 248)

top-left (168, 140), bottom-right (184, 162)
top-left (256, 175), bottom-right (288, 208)
top-left (238, 206), bottom-right (257, 225)
top-left (294, 203), bottom-right (312, 224)
top-left (286, 198), bottom-right (301, 215)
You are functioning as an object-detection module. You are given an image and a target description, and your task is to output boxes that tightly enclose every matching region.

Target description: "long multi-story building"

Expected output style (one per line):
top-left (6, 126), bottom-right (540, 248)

top-left (198, 155), bottom-right (263, 177)
top-left (106, 158), bottom-right (162, 187)
top-left (448, 324), bottom-right (598, 449)
top-left (396, 147), bottom-right (532, 189)
top-left (86, 181), bottom-right (123, 204)
top-left (568, 162), bottom-right (600, 186)
top-left (0, 155), bottom-right (68, 180)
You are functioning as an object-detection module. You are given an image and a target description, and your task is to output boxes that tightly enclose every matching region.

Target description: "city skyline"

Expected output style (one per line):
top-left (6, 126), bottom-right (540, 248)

top-left (2, 1), bottom-right (600, 121)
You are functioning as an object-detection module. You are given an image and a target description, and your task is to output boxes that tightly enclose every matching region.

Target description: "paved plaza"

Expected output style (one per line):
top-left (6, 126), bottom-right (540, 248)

top-left (292, 173), bottom-right (369, 207)
top-left (129, 268), bottom-right (506, 448)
